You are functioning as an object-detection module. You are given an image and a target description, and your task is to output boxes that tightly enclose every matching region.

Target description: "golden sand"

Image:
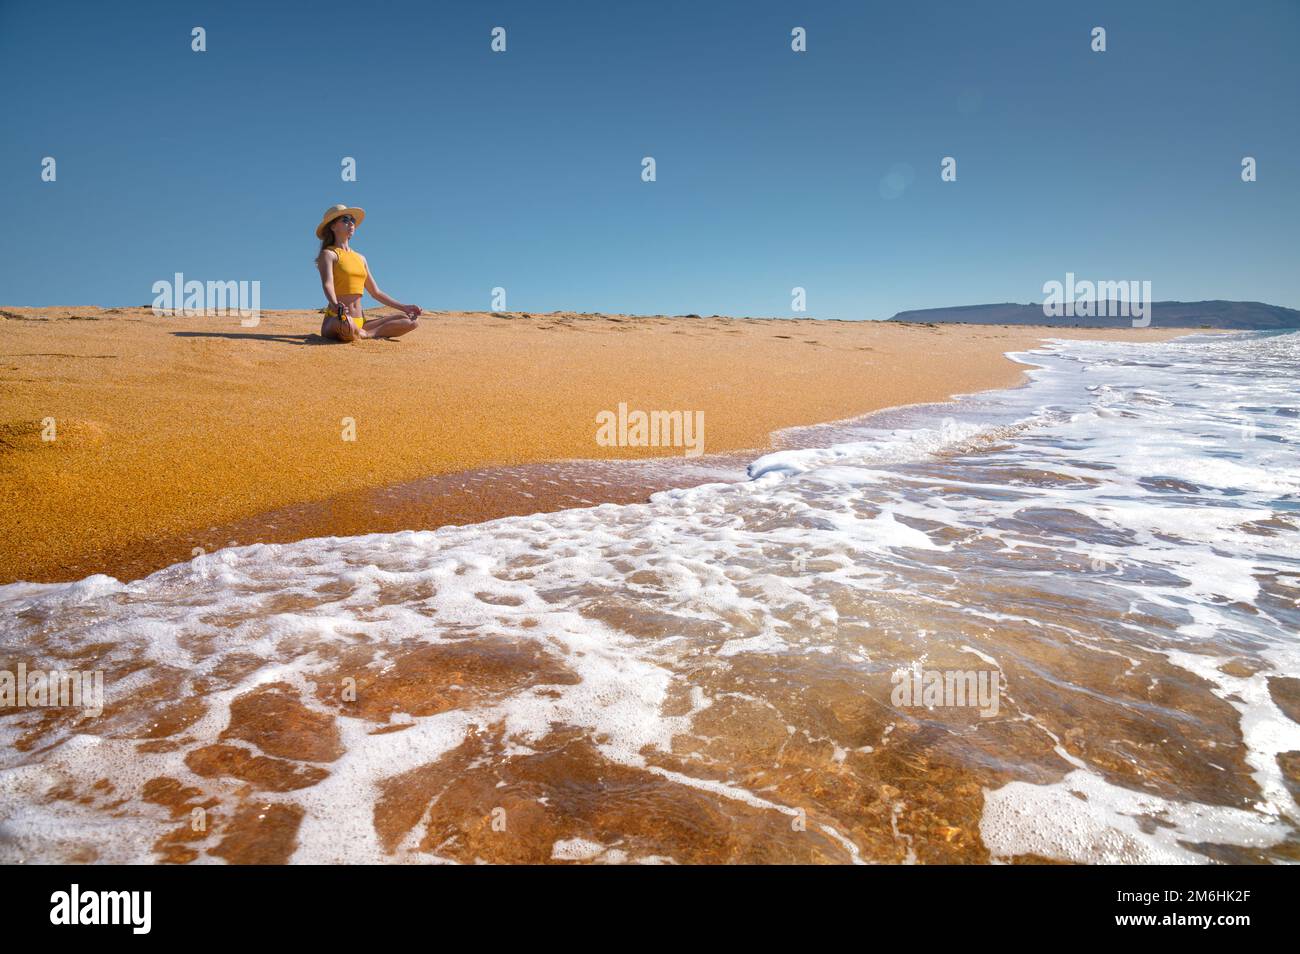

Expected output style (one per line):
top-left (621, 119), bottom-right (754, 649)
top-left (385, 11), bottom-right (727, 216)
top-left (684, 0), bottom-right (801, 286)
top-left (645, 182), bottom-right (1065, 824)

top-left (0, 306), bottom-right (1195, 584)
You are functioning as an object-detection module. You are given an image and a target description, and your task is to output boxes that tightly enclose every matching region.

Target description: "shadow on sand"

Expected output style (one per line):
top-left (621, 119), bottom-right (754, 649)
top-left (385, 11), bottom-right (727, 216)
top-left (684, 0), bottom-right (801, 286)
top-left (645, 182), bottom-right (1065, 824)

top-left (170, 331), bottom-right (335, 346)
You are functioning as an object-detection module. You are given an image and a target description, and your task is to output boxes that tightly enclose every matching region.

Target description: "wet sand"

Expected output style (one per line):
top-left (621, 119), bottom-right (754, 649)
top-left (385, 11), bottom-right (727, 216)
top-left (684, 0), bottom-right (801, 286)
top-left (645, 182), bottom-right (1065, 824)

top-left (0, 306), bottom-right (1196, 584)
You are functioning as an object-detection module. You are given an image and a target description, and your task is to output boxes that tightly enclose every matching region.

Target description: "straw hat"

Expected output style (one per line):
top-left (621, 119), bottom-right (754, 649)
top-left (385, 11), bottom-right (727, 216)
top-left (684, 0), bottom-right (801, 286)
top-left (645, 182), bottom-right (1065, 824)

top-left (315, 204), bottom-right (365, 239)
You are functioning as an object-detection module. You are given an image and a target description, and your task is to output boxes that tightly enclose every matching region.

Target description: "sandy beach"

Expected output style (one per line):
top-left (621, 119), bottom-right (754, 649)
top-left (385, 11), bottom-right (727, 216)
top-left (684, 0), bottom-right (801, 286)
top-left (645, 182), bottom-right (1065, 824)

top-left (3, 311), bottom-right (1295, 867)
top-left (1, 307), bottom-right (1197, 584)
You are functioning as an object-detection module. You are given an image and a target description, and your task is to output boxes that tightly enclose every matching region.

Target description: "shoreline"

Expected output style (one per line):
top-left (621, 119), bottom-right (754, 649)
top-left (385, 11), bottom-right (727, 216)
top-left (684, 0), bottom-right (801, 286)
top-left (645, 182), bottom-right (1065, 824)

top-left (1, 307), bottom-right (1204, 585)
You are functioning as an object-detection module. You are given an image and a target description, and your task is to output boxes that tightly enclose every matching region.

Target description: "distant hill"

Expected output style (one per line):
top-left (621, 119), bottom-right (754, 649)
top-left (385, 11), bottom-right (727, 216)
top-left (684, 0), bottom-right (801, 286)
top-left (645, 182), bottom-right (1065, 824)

top-left (887, 300), bottom-right (1300, 330)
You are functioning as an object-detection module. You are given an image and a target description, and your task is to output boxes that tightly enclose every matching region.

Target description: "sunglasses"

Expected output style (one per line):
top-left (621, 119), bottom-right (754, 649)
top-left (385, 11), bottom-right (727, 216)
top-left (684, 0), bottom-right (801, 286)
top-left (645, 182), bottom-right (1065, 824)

top-left (336, 215), bottom-right (356, 226)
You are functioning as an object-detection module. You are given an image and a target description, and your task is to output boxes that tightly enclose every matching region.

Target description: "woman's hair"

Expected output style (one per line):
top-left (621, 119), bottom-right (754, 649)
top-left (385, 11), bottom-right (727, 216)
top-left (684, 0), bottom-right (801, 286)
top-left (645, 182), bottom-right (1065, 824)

top-left (316, 228), bottom-right (337, 261)
top-left (315, 215), bottom-right (351, 261)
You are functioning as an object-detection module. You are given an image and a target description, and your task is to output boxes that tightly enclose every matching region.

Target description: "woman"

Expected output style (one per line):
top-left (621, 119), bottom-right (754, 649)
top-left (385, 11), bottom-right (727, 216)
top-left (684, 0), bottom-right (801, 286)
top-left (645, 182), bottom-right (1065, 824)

top-left (314, 204), bottom-right (422, 341)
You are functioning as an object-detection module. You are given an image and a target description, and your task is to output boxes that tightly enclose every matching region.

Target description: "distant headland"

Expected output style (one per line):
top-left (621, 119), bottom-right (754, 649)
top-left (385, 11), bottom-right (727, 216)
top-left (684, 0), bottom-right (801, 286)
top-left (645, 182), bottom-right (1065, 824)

top-left (888, 300), bottom-right (1300, 329)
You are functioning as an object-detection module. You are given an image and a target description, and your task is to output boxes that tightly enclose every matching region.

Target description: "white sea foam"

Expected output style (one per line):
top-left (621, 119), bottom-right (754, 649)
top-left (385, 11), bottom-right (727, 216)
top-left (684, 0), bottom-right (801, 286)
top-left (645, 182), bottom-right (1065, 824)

top-left (981, 767), bottom-right (1292, 865)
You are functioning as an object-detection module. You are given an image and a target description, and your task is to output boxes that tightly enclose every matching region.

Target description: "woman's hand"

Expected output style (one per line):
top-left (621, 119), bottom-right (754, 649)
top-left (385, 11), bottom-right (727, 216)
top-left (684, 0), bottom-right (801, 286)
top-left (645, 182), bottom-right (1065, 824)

top-left (402, 304), bottom-right (422, 319)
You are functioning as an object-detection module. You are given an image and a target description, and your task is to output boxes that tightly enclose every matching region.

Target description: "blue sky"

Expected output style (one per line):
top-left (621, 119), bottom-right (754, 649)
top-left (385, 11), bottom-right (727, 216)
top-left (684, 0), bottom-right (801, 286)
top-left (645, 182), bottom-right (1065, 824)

top-left (3, 0), bottom-right (1297, 319)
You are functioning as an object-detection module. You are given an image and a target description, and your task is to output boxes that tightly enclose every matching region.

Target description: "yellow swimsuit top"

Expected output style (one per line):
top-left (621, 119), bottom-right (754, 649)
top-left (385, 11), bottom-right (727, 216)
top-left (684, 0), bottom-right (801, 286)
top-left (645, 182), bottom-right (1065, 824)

top-left (330, 245), bottom-right (369, 297)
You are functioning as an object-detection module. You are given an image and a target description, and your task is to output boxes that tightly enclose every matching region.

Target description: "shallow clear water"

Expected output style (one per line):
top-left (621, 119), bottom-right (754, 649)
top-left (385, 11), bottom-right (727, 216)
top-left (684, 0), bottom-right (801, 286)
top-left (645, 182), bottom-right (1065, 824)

top-left (2, 331), bottom-right (1298, 864)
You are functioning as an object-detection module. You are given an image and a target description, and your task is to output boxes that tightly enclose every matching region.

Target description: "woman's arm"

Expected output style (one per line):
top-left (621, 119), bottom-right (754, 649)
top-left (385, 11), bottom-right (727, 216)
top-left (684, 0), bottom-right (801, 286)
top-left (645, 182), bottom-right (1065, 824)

top-left (316, 251), bottom-right (340, 310)
top-left (364, 266), bottom-right (421, 318)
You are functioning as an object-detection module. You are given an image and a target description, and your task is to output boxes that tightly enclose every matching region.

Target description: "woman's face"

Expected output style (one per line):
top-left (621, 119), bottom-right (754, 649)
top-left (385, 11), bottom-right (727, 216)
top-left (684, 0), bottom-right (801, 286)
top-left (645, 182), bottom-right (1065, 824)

top-left (331, 214), bottom-right (356, 242)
